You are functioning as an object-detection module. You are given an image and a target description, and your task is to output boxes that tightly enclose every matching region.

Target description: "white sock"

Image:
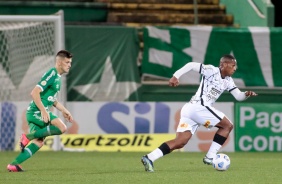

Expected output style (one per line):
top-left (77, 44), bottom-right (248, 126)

top-left (147, 148), bottom-right (163, 162)
top-left (206, 141), bottom-right (222, 159)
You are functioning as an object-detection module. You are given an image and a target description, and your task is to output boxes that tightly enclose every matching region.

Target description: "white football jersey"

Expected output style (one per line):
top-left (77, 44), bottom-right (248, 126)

top-left (190, 64), bottom-right (237, 106)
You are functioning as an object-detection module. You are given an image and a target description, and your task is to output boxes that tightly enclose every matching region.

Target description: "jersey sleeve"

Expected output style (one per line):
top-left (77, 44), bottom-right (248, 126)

top-left (173, 62), bottom-right (201, 79)
top-left (37, 68), bottom-right (56, 91)
top-left (226, 77), bottom-right (237, 92)
top-left (199, 64), bottom-right (217, 78)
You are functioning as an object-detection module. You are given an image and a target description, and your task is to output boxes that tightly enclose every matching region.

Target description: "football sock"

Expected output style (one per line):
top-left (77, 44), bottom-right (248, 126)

top-left (213, 133), bottom-right (227, 145)
top-left (147, 143), bottom-right (171, 162)
top-left (11, 143), bottom-right (40, 165)
top-left (26, 125), bottom-right (62, 140)
top-left (206, 134), bottom-right (227, 159)
top-left (147, 148), bottom-right (163, 162)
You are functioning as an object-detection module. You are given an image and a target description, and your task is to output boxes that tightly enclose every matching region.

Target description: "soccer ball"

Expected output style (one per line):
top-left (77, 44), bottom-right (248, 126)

top-left (213, 153), bottom-right (230, 171)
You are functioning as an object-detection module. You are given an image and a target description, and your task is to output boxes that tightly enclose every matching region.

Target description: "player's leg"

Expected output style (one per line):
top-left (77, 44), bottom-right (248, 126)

top-left (151, 130), bottom-right (192, 157)
top-left (7, 123), bottom-right (44, 172)
top-left (7, 139), bottom-right (43, 172)
top-left (141, 131), bottom-right (192, 172)
top-left (23, 113), bottom-right (67, 143)
top-left (141, 103), bottom-right (198, 172)
top-left (202, 110), bottom-right (233, 165)
top-left (204, 116), bottom-right (233, 163)
top-left (26, 118), bottom-right (66, 139)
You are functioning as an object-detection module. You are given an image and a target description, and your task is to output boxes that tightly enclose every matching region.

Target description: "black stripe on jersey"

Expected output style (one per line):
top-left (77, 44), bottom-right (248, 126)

top-left (205, 106), bottom-right (222, 121)
top-left (229, 87), bottom-right (237, 92)
top-left (200, 76), bottom-right (205, 106)
top-left (199, 64), bottom-right (203, 73)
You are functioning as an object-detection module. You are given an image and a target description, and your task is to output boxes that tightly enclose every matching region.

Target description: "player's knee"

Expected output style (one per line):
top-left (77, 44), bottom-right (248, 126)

top-left (51, 119), bottom-right (67, 134)
top-left (225, 122), bottom-right (233, 131)
top-left (218, 118), bottom-right (234, 132)
top-left (59, 123), bottom-right (67, 133)
top-left (223, 122), bottom-right (233, 132)
top-left (229, 123), bottom-right (234, 131)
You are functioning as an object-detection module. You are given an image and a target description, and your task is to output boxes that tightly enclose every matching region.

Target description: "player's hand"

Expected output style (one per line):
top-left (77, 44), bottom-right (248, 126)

top-left (169, 76), bottom-right (179, 87)
top-left (62, 110), bottom-right (73, 123)
top-left (245, 91), bottom-right (258, 97)
top-left (41, 110), bottom-right (50, 123)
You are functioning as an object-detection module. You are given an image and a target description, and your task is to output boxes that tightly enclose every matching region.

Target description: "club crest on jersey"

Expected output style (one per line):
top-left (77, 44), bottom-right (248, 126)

top-left (41, 81), bottom-right (47, 86)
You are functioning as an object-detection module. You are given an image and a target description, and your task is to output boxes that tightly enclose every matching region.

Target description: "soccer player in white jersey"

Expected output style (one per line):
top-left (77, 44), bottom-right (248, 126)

top-left (141, 54), bottom-right (257, 172)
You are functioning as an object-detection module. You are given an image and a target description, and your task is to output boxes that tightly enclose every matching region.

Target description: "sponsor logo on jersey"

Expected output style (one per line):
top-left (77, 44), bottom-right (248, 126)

top-left (46, 70), bottom-right (55, 81)
top-left (207, 88), bottom-right (221, 101)
top-left (48, 96), bottom-right (56, 102)
top-left (210, 87), bottom-right (221, 96)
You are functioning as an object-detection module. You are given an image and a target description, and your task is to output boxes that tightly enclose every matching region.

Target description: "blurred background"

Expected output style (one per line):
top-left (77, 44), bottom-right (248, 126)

top-left (0, 0), bottom-right (282, 153)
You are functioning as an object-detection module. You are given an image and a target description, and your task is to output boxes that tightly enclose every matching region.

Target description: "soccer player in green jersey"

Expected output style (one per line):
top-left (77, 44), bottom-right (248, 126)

top-left (7, 50), bottom-right (74, 172)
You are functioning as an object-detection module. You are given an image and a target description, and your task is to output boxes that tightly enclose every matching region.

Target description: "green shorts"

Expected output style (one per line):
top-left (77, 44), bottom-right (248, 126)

top-left (26, 111), bottom-right (58, 132)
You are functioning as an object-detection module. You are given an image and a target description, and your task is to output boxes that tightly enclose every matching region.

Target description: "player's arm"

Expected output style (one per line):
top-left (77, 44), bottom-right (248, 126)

top-left (53, 101), bottom-right (73, 122)
top-left (30, 86), bottom-right (50, 123)
top-left (169, 62), bottom-right (201, 87)
top-left (230, 88), bottom-right (258, 101)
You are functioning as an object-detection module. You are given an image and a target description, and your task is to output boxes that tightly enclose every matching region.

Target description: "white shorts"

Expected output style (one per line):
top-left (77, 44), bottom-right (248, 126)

top-left (176, 103), bottom-right (226, 134)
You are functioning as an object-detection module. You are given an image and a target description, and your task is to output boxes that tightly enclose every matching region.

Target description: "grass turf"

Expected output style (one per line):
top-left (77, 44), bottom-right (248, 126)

top-left (0, 151), bottom-right (281, 184)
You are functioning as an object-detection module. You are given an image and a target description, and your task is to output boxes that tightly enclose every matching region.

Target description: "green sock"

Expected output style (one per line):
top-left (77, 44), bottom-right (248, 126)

top-left (11, 143), bottom-right (40, 165)
top-left (27, 125), bottom-right (62, 140)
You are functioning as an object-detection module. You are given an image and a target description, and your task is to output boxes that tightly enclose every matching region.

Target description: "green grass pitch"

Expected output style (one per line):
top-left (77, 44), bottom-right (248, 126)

top-left (0, 151), bottom-right (281, 184)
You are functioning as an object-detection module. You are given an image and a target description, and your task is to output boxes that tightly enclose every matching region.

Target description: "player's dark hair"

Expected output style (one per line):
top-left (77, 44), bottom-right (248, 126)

top-left (221, 54), bottom-right (235, 61)
top-left (56, 50), bottom-right (73, 59)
